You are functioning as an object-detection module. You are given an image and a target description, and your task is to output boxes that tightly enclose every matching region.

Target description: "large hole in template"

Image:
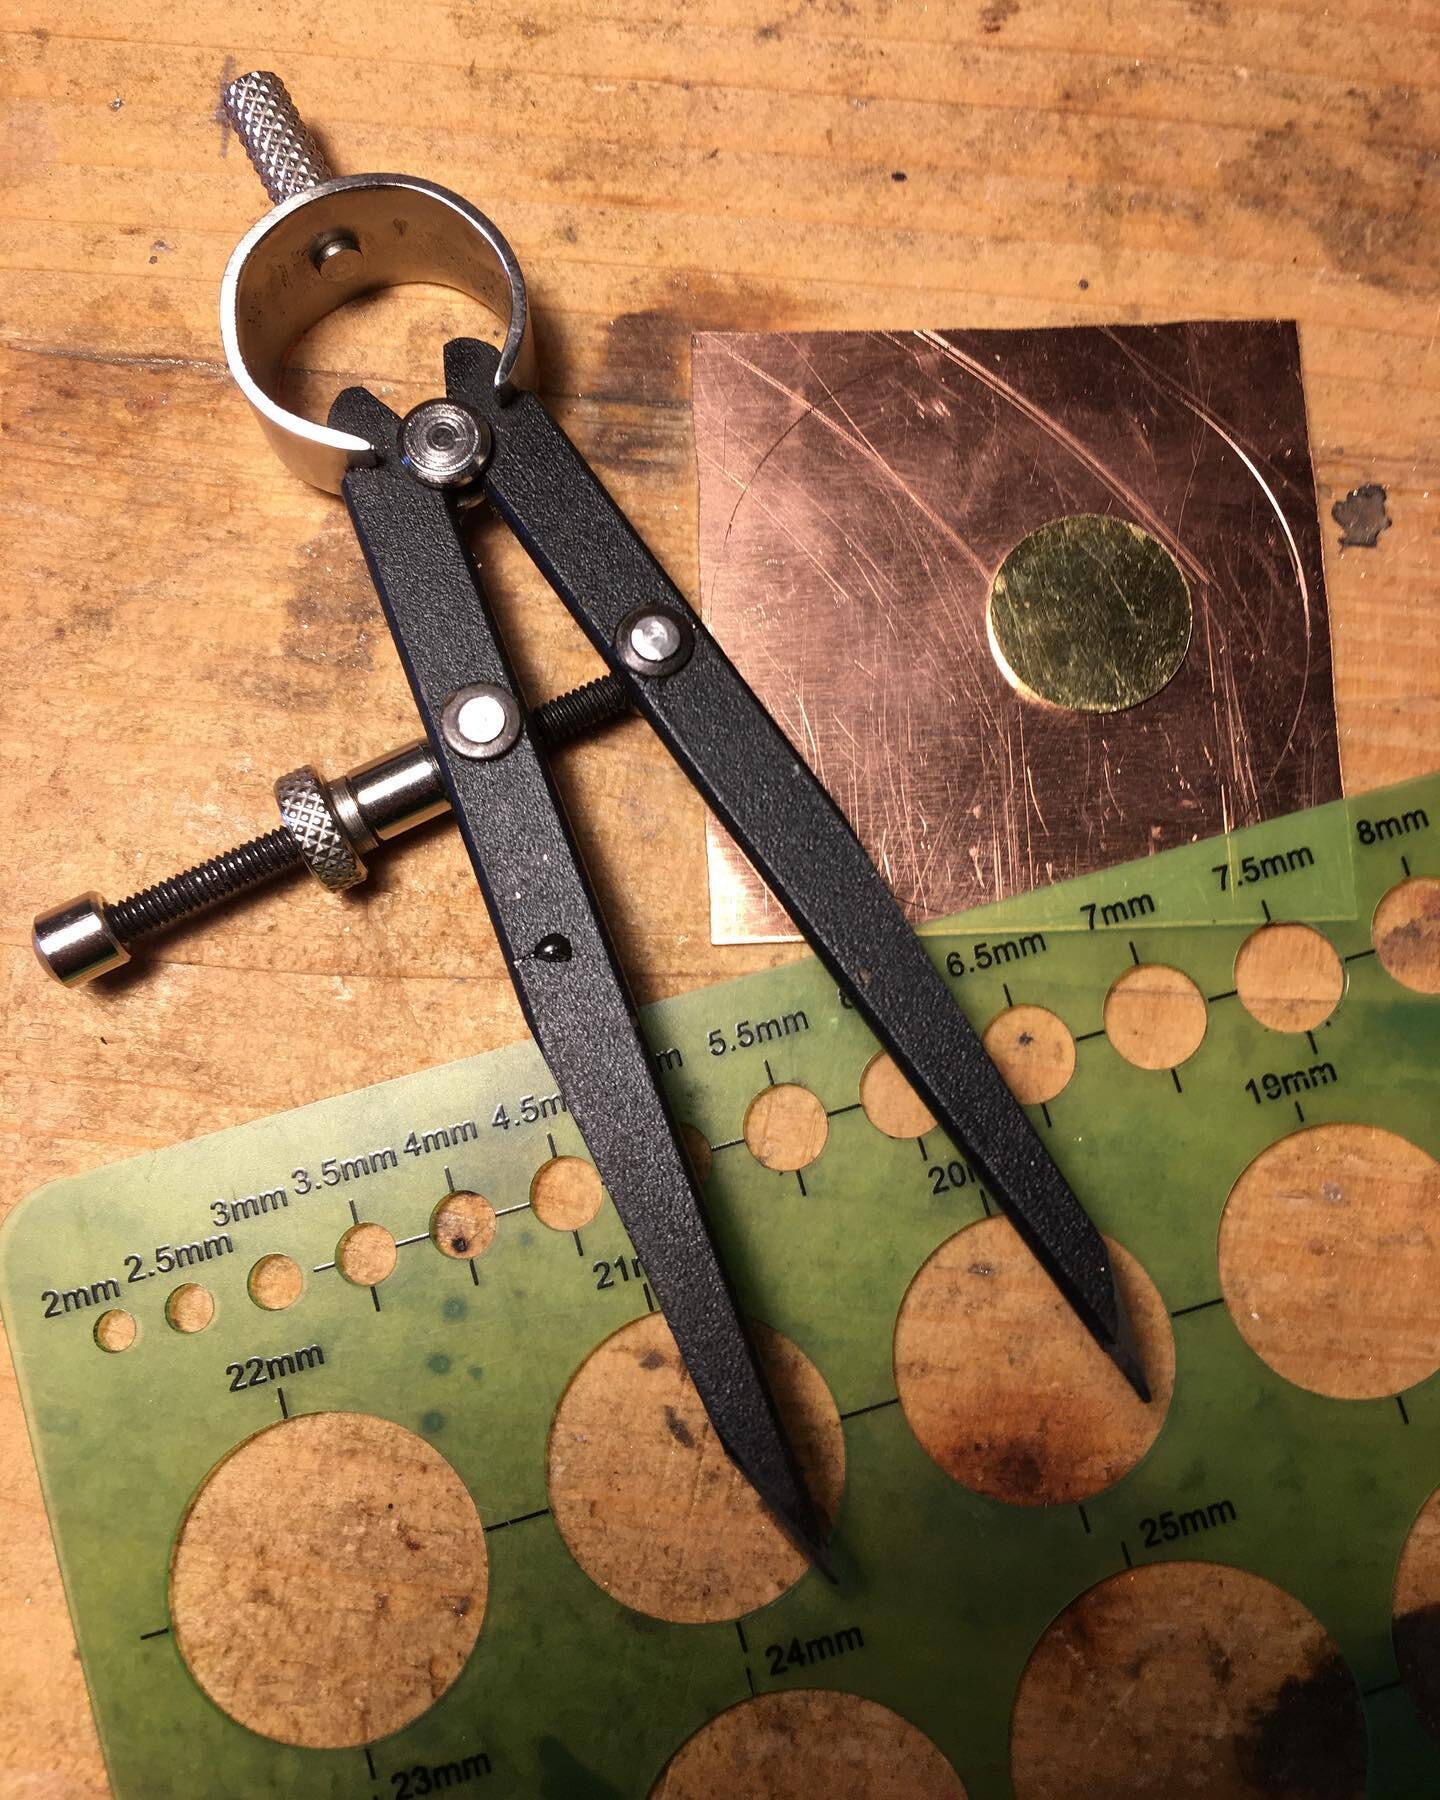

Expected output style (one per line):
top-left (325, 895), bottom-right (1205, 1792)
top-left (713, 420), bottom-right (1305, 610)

top-left (986, 515), bottom-right (1191, 714)
top-left (1010, 1563), bottom-right (1367, 1798)
top-left (1218, 1123), bottom-right (1440, 1400)
top-left (546, 1313), bottom-right (845, 1624)
top-left (1373, 876), bottom-right (1440, 995)
top-left (893, 1220), bottom-right (1173, 1506)
top-left (650, 1691), bottom-right (967, 1800)
top-left (169, 1412), bottom-right (487, 1749)
top-left (1395, 1485), bottom-right (1440, 1749)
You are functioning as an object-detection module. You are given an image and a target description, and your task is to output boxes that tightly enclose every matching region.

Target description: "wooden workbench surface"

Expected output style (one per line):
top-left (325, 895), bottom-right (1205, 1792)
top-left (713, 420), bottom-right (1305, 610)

top-left (2, 3), bottom-right (1438, 1794)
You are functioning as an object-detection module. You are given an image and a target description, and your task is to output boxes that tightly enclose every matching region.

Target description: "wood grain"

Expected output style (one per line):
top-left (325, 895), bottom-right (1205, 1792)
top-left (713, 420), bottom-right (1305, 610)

top-left (2, 2), bottom-right (1438, 1794)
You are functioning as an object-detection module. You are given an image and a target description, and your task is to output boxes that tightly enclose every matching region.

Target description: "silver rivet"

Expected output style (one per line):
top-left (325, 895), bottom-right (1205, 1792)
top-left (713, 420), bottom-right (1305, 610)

top-left (441, 684), bottom-right (522, 760)
top-left (629, 613), bottom-right (683, 664)
top-left (309, 230), bottom-right (362, 281)
top-left (399, 399), bottom-right (492, 491)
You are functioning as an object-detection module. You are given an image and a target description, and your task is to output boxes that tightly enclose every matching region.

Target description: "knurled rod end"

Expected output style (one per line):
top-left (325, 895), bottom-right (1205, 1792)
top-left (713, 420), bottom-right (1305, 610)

top-left (223, 70), bottom-right (333, 205)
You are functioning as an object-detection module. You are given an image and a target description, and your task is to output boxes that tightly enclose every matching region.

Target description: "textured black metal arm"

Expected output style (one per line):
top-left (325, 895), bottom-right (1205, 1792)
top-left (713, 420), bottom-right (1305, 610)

top-left (332, 383), bottom-right (832, 1566)
top-left (444, 337), bottom-right (1148, 1403)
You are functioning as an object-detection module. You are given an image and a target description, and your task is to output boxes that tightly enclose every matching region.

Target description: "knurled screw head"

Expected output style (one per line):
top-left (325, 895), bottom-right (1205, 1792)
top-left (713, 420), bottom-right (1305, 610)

top-left (399, 399), bottom-right (492, 491)
top-left (274, 765), bottom-right (367, 890)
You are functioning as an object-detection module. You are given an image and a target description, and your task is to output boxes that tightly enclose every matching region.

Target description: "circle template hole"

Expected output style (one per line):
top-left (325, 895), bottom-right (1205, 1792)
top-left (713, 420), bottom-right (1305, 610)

top-left (165, 1283), bottom-right (214, 1334)
top-left (680, 1123), bottom-right (714, 1187)
top-left (1103, 963), bottom-right (1207, 1070)
top-left (1011, 1563), bottom-right (1366, 1798)
top-left (547, 1313), bottom-right (844, 1624)
top-left (860, 1052), bottom-right (937, 1140)
top-left (981, 1005), bottom-right (1076, 1105)
top-left (650, 1690), bottom-right (967, 1800)
top-left (529, 1156), bottom-right (604, 1231)
top-left (1218, 1123), bottom-right (1440, 1399)
top-left (248, 1253), bottom-right (303, 1311)
top-left (986, 514), bottom-right (1191, 714)
top-left (430, 1191), bottom-right (497, 1261)
top-left (1234, 922), bottom-right (1344, 1033)
top-left (894, 1219), bottom-right (1173, 1505)
top-left (743, 1083), bottom-right (828, 1172)
top-left (1373, 876), bottom-right (1440, 994)
top-left (1395, 1484), bottom-right (1440, 1748)
top-left (94, 1308), bottom-right (136, 1353)
top-left (336, 1223), bottom-right (397, 1288)
top-left (170, 1412), bottom-right (487, 1748)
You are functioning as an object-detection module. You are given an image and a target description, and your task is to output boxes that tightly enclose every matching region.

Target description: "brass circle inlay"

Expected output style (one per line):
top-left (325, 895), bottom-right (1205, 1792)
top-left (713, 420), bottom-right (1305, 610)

top-left (987, 514), bottom-right (1191, 713)
top-left (547, 1313), bottom-right (844, 1624)
top-left (170, 1412), bottom-right (487, 1748)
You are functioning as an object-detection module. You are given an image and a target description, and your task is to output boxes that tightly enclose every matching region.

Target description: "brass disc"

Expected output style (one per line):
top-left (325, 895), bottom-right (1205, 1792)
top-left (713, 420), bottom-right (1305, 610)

top-left (987, 515), bottom-right (1191, 713)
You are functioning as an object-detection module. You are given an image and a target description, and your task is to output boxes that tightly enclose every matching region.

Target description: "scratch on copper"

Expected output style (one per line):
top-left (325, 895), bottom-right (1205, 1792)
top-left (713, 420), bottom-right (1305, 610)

top-left (906, 329), bottom-right (1209, 591)
top-left (715, 340), bottom-right (991, 581)
top-left (1099, 328), bottom-right (1314, 768)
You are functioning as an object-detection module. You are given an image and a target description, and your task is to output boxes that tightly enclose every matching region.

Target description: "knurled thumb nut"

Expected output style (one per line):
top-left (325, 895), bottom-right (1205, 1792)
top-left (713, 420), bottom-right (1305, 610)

top-left (274, 765), bottom-right (367, 891)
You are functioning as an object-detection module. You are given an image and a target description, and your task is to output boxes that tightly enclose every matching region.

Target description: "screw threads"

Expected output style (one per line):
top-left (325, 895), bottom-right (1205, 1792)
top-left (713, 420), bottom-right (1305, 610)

top-left (534, 674), bottom-right (630, 747)
top-left (107, 829), bottom-right (303, 942)
top-left (222, 71), bottom-right (332, 205)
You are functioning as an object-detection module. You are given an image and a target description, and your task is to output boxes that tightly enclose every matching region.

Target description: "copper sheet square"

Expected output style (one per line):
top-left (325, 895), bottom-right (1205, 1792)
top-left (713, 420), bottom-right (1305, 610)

top-left (695, 322), bottom-right (1342, 943)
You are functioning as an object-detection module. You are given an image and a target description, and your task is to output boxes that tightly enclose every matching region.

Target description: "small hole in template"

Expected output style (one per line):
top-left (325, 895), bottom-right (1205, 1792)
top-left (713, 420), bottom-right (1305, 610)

top-left (1372, 876), bottom-right (1440, 995)
top-left (1234, 922), bottom-right (1344, 1033)
top-left (859, 1052), bottom-right (936, 1140)
top-left (165, 1283), bottom-right (214, 1334)
top-left (679, 1124), bottom-right (713, 1187)
top-left (743, 1083), bottom-right (828, 1172)
top-left (336, 1223), bottom-right (398, 1287)
top-left (981, 1005), bottom-right (1076, 1105)
top-left (248, 1254), bottom-right (303, 1311)
top-left (1103, 964), bottom-right (1207, 1070)
top-left (530, 1157), bottom-right (603, 1231)
top-left (94, 1309), bottom-right (136, 1353)
top-left (430, 1191), bottom-right (497, 1261)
